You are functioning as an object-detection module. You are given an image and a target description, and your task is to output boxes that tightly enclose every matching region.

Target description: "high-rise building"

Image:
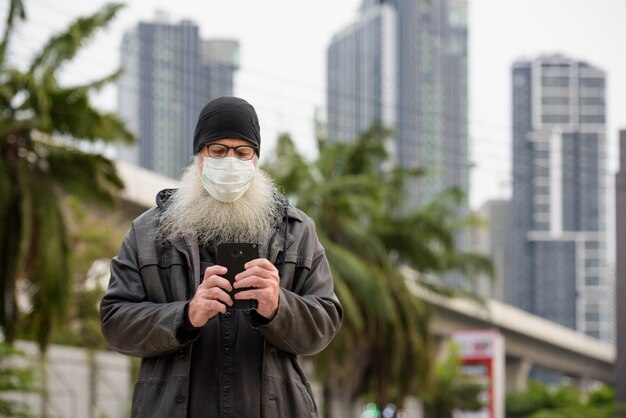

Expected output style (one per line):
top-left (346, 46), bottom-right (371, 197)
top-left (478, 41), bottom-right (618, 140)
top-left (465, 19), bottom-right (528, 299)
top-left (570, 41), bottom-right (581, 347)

top-left (327, 1), bottom-right (397, 152)
top-left (117, 18), bottom-right (239, 179)
top-left (327, 0), bottom-right (469, 288)
top-left (508, 54), bottom-right (612, 341)
top-left (472, 199), bottom-right (510, 301)
top-left (616, 130), bottom-right (626, 402)
top-left (327, 0), bottom-right (468, 208)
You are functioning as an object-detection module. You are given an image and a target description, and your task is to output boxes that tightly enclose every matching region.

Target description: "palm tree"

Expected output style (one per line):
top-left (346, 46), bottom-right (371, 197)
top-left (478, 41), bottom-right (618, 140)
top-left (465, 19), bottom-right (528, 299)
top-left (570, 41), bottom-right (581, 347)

top-left (0, 0), bottom-right (133, 351)
top-left (263, 126), bottom-right (492, 414)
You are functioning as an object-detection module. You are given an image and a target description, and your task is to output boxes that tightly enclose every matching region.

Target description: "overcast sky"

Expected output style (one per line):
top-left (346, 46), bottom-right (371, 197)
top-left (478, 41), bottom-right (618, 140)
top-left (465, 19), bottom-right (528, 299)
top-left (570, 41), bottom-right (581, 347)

top-left (6, 0), bottom-right (626, 209)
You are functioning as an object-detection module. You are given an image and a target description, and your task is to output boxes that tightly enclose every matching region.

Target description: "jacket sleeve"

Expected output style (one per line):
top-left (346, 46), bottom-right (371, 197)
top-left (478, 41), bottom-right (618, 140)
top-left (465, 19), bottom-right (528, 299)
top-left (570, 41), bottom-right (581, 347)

top-left (99, 222), bottom-right (195, 358)
top-left (254, 218), bottom-right (343, 356)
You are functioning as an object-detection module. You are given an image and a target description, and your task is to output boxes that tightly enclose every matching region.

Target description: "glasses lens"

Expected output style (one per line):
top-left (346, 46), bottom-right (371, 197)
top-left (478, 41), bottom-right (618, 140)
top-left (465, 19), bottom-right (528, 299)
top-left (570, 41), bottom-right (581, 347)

top-left (207, 144), bottom-right (228, 158)
top-left (235, 146), bottom-right (255, 160)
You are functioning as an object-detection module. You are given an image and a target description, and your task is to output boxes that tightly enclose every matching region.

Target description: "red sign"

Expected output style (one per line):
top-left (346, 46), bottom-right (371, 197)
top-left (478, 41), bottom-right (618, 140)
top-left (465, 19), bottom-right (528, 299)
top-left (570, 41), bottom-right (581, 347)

top-left (452, 329), bottom-right (504, 418)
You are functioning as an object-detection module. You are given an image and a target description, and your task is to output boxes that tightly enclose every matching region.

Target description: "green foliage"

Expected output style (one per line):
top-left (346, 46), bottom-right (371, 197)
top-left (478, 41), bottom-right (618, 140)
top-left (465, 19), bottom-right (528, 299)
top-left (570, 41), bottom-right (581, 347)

top-left (263, 125), bottom-right (493, 406)
top-left (421, 343), bottom-right (485, 418)
top-left (53, 197), bottom-right (126, 349)
top-left (0, 343), bottom-right (39, 417)
top-left (506, 382), bottom-right (554, 417)
top-left (0, 0), bottom-right (133, 351)
top-left (506, 381), bottom-right (616, 418)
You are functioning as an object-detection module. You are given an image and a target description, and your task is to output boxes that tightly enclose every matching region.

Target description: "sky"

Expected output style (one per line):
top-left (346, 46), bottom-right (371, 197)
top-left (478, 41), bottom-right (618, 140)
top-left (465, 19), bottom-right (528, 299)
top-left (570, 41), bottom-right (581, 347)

top-left (5, 0), bottom-right (626, 210)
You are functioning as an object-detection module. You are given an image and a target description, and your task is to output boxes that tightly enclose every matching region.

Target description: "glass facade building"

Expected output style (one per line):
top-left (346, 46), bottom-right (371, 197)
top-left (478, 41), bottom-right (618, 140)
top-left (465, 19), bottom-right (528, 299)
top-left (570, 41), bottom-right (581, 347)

top-left (327, 0), bottom-right (469, 208)
top-left (327, 0), bottom-right (469, 288)
top-left (508, 55), bottom-right (612, 341)
top-left (117, 20), bottom-right (239, 179)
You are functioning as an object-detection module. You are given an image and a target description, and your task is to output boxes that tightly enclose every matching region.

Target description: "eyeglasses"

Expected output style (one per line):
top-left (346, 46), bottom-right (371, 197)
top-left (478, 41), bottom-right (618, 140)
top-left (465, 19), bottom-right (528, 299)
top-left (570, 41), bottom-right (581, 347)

top-left (204, 143), bottom-right (257, 160)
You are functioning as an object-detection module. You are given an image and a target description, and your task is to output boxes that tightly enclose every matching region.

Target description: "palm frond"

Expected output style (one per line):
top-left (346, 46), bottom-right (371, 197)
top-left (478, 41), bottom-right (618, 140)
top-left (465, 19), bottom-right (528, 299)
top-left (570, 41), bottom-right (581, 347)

top-left (25, 181), bottom-right (71, 350)
top-left (36, 85), bottom-right (131, 143)
top-left (28, 3), bottom-right (124, 77)
top-left (328, 270), bottom-right (364, 331)
top-left (323, 239), bottom-right (396, 322)
top-left (41, 142), bottom-right (124, 207)
top-left (0, 0), bottom-right (25, 65)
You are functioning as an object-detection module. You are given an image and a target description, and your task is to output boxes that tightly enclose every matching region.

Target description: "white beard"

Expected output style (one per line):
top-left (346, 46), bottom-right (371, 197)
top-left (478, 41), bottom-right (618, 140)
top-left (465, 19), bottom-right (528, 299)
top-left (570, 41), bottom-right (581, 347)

top-left (157, 161), bottom-right (283, 246)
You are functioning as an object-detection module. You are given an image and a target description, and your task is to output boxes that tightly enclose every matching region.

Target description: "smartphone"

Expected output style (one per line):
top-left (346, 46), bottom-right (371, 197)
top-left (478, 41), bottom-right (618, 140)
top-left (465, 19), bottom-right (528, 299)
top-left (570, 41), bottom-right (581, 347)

top-left (216, 242), bottom-right (259, 310)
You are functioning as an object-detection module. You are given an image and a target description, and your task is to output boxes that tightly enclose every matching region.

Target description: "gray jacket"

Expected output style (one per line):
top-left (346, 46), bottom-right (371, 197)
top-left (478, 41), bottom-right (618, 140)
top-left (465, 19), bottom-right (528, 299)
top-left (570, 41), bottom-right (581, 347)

top-left (100, 191), bottom-right (343, 418)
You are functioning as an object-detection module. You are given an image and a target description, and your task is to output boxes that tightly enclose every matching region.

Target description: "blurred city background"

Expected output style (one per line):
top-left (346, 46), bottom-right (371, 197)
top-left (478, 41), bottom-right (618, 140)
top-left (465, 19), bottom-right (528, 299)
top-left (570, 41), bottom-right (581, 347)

top-left (1, 0), bottom-right (625, 417)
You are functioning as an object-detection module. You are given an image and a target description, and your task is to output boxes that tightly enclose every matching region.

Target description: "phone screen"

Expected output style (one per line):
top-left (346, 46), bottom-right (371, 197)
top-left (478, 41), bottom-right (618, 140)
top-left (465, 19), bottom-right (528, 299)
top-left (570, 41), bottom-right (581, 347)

top-left (216, 242), bottom-right (259, 310)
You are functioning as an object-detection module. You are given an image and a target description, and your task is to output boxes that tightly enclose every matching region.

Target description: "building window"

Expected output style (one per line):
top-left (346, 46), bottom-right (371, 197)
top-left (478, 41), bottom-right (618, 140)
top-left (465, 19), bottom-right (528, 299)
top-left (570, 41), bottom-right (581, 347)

top-left (579, 115), bottom-right (605, 124)
top-left (585, 241), bottom-right (600, 250)
top-left (542, 114), bottom-right (570, 123)
top-left (585, 312), bottom-right (600, 321)
top-left (579, 78), bottom-right (604, 88)
top-left (542, 76), bottom-right (569, 87)
top-left (580, 97), bottom-right (604, 105)
top-left (542, 97), bottom-right (570, 105)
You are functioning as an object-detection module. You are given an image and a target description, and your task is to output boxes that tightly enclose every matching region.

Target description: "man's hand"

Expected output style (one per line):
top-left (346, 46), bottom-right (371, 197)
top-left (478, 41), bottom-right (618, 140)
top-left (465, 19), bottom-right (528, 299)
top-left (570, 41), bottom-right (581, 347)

top-left (233, 258), bottom-right (280, 320)
top-left (188, 265), bottom-right (233, 327)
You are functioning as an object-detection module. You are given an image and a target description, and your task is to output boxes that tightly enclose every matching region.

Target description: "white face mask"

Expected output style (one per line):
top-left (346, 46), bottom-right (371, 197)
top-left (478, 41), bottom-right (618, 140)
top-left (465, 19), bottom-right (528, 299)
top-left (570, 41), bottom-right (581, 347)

top-left (200, 157), bottom-right (256, 203)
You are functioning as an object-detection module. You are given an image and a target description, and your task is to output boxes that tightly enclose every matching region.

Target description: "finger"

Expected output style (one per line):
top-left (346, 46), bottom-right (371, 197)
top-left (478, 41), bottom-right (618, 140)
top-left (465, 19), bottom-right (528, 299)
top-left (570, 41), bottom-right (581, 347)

top-left (243, 258), bottom-right (276, 271)
top-left (211, 289), bottom-right (234, 307)
top-left (196, 286), bottom-right (234, 306)
top-left (192, 296), bottom-right (226, 311)
top-left (203, 264), bottom-right (227, 280)
top-left (205, 296), bottom-right (233, 313)
top-left (233, 289), bottom-right (261, 301)
top-left (236, 265), bottom-right (278, 282)
top-left (201, 274), bottom-right (232, 292)
top-left (234, 275), bottom-right (274, 289)
top-left (188, 298), bottom-right (227, 326)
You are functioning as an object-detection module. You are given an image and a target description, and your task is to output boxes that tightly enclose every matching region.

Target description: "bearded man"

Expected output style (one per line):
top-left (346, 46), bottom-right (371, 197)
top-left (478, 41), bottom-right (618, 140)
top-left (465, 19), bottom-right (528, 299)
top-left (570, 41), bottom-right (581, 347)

top-left (100, 96), bottom-right (343, 418)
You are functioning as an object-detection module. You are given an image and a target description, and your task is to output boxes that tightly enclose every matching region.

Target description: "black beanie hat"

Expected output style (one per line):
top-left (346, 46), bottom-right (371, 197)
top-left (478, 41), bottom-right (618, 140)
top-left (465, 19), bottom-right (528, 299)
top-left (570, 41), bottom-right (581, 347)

top-left (193, 96), bottom-right (261, 156)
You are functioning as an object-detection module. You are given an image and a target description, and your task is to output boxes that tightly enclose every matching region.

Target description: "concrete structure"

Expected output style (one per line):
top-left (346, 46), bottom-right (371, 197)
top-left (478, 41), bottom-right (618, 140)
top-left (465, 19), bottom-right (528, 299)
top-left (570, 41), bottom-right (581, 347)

top-left (117, 17), bottom-right (239, 179)
top-left (508, 55), bottom-right (612, 342)
top-left (6, 341), bottom-right (131, 418)
top-left (407, 282), bottom-right (615, 392)
top-left (616, 130), bottom-right (626, 403)
top-left (472, 199), bottom-right (510, 301)
top-left (327, 0), bottom-right (469, 209)
top-left (115, 162), bottom-right (616, 396)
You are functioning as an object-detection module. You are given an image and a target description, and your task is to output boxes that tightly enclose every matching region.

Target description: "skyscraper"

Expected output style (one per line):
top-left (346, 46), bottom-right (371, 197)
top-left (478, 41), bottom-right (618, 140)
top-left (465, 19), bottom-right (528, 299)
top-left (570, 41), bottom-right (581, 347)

top-left (508, 54), bottom-right (612, 341)
top-left (327, 1), bottom-right (397, 151)
top-left (117, 18), bottom-right (239, 179)
top-left (327, 0), bottom-right (468, 208)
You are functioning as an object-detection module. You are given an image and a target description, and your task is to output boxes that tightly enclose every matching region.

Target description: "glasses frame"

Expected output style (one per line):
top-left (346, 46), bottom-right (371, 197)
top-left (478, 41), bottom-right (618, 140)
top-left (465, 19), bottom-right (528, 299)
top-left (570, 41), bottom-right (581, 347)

top-left (203, 143), bottom-right (258, 161)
